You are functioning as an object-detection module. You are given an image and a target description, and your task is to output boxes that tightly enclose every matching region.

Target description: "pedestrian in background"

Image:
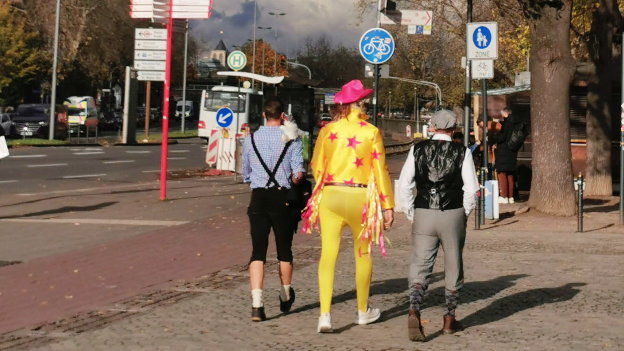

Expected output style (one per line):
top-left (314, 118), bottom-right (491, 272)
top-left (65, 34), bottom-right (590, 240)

top-left (493, 108), bottom-right (527, 204)
top-left (396, 109), bottom-right (479, 342)
top-left (242, 97), bottom-right (305, 322)
top-left (302, 80), bottom-right (394, 333)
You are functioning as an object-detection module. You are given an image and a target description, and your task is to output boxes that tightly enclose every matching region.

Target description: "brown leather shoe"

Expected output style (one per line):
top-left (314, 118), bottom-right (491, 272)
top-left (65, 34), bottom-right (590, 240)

top-left (442, 315), bottom-right (463, 334)
top-left (408, 309), bottom-right (426, 342)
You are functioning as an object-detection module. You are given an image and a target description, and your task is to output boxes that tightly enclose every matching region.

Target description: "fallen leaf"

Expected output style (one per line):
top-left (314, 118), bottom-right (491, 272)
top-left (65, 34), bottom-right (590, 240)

top-left (73, 269), bottom-right (79, 273)
top-left (65, 295), bottom-right (73, 299)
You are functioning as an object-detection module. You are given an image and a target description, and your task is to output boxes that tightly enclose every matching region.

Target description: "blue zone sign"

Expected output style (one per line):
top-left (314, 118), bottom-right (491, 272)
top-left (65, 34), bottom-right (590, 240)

top-left (216, 107), bottom-right (234, 128)
top-left (466, 22), bottom-right (498, 59)
top-left (359, 28), bottom-right (395, 64)
top-left (473, 26), bottom-right (492, 49)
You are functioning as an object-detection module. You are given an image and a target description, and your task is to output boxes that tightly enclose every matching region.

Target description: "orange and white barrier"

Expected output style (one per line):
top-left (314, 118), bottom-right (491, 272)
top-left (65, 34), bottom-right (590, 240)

top-left (205, 129), bottom-right (219, 166)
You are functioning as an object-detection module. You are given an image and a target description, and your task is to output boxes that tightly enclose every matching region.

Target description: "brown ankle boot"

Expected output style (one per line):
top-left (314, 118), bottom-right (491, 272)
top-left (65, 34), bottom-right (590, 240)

top-left (408, 309), bottom-right (426, 342)
top-left (442, 315), bottom-right (462, 334)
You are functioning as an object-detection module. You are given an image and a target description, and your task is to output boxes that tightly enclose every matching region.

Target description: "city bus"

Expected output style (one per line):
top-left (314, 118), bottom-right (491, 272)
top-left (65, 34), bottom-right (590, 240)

top-left (198, 85), bottom-right (263, 142)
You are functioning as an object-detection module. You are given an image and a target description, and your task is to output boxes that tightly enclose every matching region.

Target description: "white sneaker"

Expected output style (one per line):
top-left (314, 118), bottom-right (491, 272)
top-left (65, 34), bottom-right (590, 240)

top-left (509, 197), bottom-right (515, 204)
top-left (355, 307), bottom-right (381, 325)
top-left (498, 197), bottom-right (508, 204)
top-left (317, 313), bottom-right (332, 333)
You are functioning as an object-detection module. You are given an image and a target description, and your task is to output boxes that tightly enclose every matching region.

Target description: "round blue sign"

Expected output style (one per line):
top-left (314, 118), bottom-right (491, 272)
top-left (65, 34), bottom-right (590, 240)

top-left (359, 28), bottom-right (395, 64)
top-left (215, 107), bottom-right (234, 128)
top-left (472, 26), bottom-right (492, 49)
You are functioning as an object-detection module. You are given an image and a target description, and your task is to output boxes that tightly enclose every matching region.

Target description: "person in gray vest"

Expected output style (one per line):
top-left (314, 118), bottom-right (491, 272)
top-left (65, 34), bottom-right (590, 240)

top-left (396, 109), bottom-right (479, 341)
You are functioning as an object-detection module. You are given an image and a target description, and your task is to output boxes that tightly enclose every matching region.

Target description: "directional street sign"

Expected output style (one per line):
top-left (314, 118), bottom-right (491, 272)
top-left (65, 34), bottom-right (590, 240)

top-left (130, 0), bottom-right (212, 19)
top-left (471, 59), bottom-right (494, 79)
top-left (137, 71), bottom-right (166, 81)
top-left (135, 28), bottom-right (167, 40)
top-left (227, 51), bottom-right (247, 71)
top-left (216, 107), bottom-right (234, 128)
top-left (467, 22), bottom-right (498, 60)
top-left (135, 39), bottom-right (167, 50)
top-left (359, 28), bottom-right (395, 64)
top-left (381, 10), bottom-right (432, 26)
top-left (134, 60), bottom-right (167, 70)
top-left (134, 28), bottom-right (166, 81)
top-left (135, 50), bottom-right (167, 61)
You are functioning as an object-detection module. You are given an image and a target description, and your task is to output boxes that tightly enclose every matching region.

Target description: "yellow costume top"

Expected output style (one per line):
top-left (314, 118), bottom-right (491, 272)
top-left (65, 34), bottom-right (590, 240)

top-left (302, 109), bottom-right (394, 254)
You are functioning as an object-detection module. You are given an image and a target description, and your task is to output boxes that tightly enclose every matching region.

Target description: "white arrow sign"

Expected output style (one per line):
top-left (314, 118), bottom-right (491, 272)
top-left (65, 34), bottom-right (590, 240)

top-left (218, 112), bottom-right (232, 124)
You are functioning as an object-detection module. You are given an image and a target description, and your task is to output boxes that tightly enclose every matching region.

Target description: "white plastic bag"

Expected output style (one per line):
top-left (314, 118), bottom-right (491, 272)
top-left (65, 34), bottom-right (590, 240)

top-left (0, 136), bottom-right (9, 159)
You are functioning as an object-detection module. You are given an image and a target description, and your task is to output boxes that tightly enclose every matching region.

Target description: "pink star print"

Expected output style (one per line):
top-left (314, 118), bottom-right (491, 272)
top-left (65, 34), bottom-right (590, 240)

top-left (353, 157), bottom-right (364, 168)
top-left (328, 132), bottom-right (338, 142)
top-left (346, 136), bottom-right (361, 150)
top-left (359, 121), bottom-right (367, 127)
top-left (379, 193), bottom-right (388, 202)
top-left (343, 178), bottom-right (355, 185)
top-left (371, 149), bottom-right (380, 160)
top-left (326, 174), bottom-right (334, 182)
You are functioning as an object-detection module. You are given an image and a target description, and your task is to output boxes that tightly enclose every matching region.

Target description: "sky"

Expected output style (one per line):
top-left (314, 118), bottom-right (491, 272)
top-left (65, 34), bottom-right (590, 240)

top-left (191, 0), bottom-right (377, 57)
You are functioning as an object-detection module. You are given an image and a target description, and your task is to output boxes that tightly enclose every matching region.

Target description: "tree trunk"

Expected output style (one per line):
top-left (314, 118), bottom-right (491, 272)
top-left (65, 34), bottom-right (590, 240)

top-left (527, 0), bottom-right (576, 216)
top-left (584, 0), bottom-right (623, 196)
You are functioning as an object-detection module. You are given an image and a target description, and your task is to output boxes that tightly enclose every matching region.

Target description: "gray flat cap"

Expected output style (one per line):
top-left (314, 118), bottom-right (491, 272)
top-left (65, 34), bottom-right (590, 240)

top-left (430, 110), bottom-right (456, 130)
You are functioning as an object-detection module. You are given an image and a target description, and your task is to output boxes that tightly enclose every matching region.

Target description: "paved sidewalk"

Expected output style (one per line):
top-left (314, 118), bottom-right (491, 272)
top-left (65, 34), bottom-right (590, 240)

top-left (0, 151), bottom-right (622, 350)
top-left (2, 198), bottom-right (622, 350)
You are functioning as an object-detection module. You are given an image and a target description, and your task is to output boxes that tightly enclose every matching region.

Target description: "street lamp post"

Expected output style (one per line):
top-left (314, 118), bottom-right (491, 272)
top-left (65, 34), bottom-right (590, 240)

top-left (257, 27), bottom-right (272, 91)
top-left (268, 11), bottom-right (286, 80)
top-left (252, 0), bottom-right (257, 87)
top-left (49, 0), bottom-right (61, 140)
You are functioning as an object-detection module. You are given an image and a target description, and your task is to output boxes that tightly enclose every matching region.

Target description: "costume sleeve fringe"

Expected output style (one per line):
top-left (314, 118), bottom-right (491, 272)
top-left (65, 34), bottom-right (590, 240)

top-left (358, 171), bottom-right (390, 256)
top-left (300, 171), bottom-right (326, 235)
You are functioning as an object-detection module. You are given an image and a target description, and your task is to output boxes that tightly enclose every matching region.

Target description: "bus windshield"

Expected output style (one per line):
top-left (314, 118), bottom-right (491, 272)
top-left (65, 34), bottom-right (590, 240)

top-left (204, 91), bottom-right (246, 113)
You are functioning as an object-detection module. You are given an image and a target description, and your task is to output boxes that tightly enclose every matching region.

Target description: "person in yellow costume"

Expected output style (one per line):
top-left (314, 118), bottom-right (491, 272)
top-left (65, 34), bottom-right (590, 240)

top-left (301, 80), bottom-right (394, 333)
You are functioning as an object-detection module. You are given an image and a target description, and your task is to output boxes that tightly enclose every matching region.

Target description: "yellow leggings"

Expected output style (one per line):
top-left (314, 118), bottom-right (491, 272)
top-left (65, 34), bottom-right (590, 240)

top-left (318, 186), bottom-right (372, 314)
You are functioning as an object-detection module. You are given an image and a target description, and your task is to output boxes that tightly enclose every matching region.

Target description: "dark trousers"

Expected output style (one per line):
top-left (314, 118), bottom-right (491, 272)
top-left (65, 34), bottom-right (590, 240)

top-left (248, 188), bottom-right (294, 263)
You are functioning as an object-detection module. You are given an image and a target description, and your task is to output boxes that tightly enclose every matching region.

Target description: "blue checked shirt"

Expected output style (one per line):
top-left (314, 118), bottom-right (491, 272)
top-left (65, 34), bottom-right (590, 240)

top-left (242, 126), bottom-right (305, 189)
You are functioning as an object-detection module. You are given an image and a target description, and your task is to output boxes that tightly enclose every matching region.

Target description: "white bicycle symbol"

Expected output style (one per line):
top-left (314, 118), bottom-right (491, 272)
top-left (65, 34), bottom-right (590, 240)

top-left (363, 37), bottom-right (391, 56)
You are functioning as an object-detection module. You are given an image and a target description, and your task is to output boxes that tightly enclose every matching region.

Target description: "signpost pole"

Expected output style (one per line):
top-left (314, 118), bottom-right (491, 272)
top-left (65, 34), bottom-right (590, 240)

top-left (373, 64), bottom-right (380, 126)
top-left (481, 78), bottom-right (488, 172)
top-left (463, 2), bottom-right (472, 148)
top-left (145, 80), bottom-right (151, 137)
top-left (620, 32), bottom-right (623, 224)
top-left (159, 0), bottom-right (173, 201)
top-left (181, 20), bottom-right (189, 133)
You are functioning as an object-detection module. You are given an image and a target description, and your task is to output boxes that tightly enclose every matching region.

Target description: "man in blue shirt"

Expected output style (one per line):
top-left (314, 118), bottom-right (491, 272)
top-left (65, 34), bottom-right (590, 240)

top-left (242, 98), bottom-right (304, 322)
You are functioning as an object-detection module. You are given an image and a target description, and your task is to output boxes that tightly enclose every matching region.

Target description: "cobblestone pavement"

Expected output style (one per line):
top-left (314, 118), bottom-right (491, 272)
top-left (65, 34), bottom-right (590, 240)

top-left (16, 206), bottom-right (624, 351)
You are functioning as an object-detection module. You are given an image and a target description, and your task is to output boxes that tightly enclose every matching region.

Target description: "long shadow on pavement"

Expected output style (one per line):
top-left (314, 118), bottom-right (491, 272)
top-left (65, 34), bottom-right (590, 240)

top-left (268, 273), bottom-right (445, 323)
top-left (425, 282), bottom-right (586, 342)
top-left (0, 201), bottom-right (117, 219)
top-left (379, 274), bottom-right (529, 323)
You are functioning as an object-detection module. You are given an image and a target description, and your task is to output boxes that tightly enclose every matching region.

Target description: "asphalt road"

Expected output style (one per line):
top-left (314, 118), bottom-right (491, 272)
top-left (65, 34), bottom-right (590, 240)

top-left (1, 139), bottom-right (207, 195)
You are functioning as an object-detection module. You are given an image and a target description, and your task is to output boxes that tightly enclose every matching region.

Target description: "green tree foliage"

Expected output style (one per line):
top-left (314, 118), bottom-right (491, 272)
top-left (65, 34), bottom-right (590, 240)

top-left (294, 35), bottom-right (365, 88)
top-left (241, 39), bottom-right (289, 78)
top-left (0, 1), bottom-right (46, 106)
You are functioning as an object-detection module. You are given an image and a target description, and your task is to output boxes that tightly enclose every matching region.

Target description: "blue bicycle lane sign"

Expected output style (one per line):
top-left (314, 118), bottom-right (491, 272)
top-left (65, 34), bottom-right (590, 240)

top-left (359, 28), bottom-right (395, 64)
top-left (216, 107), bottom-right (234, 128)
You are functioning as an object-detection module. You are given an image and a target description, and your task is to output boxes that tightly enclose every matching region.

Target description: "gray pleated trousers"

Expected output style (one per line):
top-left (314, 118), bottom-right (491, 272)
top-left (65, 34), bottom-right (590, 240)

top-left (409, 207), bottom-right (466, 292)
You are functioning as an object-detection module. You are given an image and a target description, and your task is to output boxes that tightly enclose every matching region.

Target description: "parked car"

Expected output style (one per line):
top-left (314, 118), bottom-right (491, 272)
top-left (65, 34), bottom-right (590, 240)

top-left (318, 113), bottom-right (332, 129)
top-left (11, 104), bottom-right (68, 139)
top-left (99, 110), bottom-right (122, 130)
top-left (64, 96), bottom-right (98, 137)
top-left (175, 100), bottom-right (194, 119)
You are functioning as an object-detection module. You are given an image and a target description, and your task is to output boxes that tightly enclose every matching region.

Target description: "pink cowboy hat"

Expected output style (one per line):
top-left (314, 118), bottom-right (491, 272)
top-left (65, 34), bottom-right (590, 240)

top-left (334, 80), bottom-right (373, 104)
